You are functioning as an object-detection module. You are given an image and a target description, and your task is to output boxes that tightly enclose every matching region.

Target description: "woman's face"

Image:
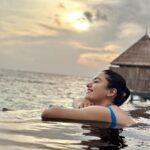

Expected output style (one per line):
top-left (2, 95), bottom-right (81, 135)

top-left (85, 72), bottom-right (109, 102)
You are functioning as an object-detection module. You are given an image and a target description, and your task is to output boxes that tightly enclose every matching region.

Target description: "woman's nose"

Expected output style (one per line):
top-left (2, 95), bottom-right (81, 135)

top-left (86, 81), bottom-right (92, 88)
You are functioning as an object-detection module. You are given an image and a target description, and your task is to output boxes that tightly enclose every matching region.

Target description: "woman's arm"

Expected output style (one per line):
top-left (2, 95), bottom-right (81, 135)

top-left (41, 106), bottom-right (109, 122)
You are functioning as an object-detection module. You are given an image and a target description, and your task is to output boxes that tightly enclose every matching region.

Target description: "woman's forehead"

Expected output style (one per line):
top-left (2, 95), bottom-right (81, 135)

top-left (94, 72), bottom-right (107, 81)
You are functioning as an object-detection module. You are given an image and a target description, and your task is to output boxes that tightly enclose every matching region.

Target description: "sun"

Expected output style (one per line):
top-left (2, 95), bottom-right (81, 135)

top-left (66, 11), bottom-right (90, 32)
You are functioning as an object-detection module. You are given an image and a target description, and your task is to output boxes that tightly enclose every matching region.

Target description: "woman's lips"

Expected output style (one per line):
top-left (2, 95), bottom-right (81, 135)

top-left (86, 89), bottom-right (93, 94)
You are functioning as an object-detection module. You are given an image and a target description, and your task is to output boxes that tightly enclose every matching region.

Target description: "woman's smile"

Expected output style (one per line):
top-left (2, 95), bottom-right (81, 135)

top-left (86, 88), bottom-right (93, 94)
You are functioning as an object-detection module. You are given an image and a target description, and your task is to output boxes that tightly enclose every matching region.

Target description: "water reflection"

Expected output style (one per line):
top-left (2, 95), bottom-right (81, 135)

top-left (1, 118), bottom-right (150, 150)
top-left (42, 119), bottom-right (128, 150)
top-left (80, 123), bottom-right (127, 150)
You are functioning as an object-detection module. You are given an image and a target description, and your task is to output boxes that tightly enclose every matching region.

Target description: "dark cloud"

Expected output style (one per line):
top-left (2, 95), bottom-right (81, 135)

top-left (37, 23), bottom-right (73, 36)
top-left (38, 23), bottom-right (59, 31)
top-left (83, 8), bottom-right (108, 23)
top-left (58, 2), bottom-right (66, 9)
top-left (83, 11), bottom-right (93, 22)
top-left (94, 9), bottom-right (107, 21)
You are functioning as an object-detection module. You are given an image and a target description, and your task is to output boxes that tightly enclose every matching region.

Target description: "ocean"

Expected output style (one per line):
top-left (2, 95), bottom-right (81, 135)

top-left (0, 69), bottom-right (150, 150)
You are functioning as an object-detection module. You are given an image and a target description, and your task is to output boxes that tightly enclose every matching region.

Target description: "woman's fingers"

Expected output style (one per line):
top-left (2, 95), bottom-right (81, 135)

top-left (91, 102), bottom-right (94, 105)
top-left (78, 102), bottom-right (84, 109)
top-left (77, 98), bottom-right (95, 109)
top-left (85, 102), bottom-right (90, 107)
top-left (78, 101), bottom-right (94, 109)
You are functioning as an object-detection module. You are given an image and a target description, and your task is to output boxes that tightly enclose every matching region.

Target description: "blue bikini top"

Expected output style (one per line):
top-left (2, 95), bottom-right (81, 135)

top-left (105, 104), bottom-right (117, 128)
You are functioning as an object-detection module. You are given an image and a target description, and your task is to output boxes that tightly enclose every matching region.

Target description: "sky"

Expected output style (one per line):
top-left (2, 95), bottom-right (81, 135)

top-left (0, 0), bottom-right (150, 77)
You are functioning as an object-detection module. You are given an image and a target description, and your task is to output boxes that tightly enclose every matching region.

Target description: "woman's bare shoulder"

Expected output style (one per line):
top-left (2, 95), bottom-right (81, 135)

top-left (110, 105), bottom-right (130, 117)
top-left (111, 105), bottom-right (136, 125)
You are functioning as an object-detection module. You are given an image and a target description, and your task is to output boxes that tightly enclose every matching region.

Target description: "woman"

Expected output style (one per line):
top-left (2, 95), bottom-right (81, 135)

top-left (41, 69), bottom-right (136, 126)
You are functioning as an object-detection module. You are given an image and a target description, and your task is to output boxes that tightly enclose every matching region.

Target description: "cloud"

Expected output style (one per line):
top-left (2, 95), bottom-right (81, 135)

top-left (65, 40), bottom-right (101, 52)
top-left (0, 0), bottom-right (113, 39)
top-left (118, 22), bottom-right (145, 39)
top-left (64, 40), bottom-right (120, 53)
top-left (83, 9), bottom-right (108, 23)
top-left (36, 1), bottom-right (112, 34)
top-left (1, 0), bottom-right (150, 77)
top-left (77, 52), bottom-right (118, 67)
top-left (0, 47), bottom-right (35, 65)
top-left (0, 19), bottom-right (60, 38)
top-left (0, 37), bottom-right (50, 46)
top-left (103, 42), bottom-right (120, 52)
top-left (87, 0), bottom-right (122, 6)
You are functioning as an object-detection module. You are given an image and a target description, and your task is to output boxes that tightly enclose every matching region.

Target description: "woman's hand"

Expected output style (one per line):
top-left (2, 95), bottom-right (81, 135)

top-left (78, 98), bottom-right (94, 109)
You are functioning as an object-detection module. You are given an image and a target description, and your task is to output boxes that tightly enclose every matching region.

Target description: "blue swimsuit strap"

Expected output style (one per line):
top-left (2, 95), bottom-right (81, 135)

top-left (105, 104), bottom-right (117, 128)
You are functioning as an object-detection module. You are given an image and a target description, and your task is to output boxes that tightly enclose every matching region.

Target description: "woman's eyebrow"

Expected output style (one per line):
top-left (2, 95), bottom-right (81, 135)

top-left (93, 77), bottom-right (101, 80)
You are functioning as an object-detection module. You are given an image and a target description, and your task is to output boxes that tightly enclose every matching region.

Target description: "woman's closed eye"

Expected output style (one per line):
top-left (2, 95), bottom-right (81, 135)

top-left (93, 79), bottom-right (99, 83)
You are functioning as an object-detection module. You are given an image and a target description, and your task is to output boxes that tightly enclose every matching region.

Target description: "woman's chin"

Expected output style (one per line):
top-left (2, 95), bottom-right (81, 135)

top-left (85, 93), bottom-right (101, 102)
top-left (85, 93), bottom-right (94, 101)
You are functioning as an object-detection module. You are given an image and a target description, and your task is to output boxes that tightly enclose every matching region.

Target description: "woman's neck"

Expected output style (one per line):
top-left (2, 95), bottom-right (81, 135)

top-left (94, 99), bottom-right (113, 106)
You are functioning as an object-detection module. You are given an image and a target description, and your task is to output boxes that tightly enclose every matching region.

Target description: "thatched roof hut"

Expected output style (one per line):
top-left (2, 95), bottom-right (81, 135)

top-left (110, 34), bottom-right (150, 99)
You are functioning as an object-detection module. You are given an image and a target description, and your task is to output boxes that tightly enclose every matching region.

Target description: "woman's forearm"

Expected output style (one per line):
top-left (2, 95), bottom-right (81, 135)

top-left (41, 107), bottom-right (62, 120)
top-left (41, 105), bottom-right (105, 122)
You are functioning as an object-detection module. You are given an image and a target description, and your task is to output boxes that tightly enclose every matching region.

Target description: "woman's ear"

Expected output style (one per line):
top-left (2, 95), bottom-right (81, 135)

top-left (107, 88), bottom-right (117, 97)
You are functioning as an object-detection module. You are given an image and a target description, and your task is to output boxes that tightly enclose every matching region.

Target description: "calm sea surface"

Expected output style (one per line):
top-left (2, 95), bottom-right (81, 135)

top-left (0, 69), bottom-right (150, 150)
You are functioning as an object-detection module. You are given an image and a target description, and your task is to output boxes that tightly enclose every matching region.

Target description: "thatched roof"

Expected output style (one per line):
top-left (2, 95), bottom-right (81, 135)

top-left (111, 34), bottom-right (150, 67)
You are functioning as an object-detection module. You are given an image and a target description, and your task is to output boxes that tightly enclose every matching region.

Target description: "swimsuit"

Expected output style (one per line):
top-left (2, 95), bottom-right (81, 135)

top-left (105, 104), bottom-right (117, 128)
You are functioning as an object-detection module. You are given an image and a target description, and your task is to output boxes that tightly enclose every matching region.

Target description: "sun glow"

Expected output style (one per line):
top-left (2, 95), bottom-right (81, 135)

top-left (66, 11), bottom-right (90, 31)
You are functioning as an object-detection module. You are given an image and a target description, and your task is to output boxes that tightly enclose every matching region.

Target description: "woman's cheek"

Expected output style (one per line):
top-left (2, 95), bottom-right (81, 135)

top-left (93, 90), bottom-right (102, 100)
top-left (85, 84), bottom-right (106, 101)
top-left (85, 90), bottom-right (100, 101)
top-left (93, 85), bottom-right (105, 99)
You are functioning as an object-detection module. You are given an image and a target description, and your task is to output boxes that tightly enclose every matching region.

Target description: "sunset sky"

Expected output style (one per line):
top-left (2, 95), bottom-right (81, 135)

top-left (0, 0), bottom-right (149, 76)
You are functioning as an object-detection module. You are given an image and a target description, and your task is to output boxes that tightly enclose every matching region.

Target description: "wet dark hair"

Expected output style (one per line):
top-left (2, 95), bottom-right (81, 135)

top-left (103, 69), bottom-right (130, 106)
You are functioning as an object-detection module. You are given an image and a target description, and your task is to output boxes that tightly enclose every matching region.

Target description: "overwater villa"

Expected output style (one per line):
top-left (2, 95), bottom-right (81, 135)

top-left (110, 34), bottom-right (150, 100)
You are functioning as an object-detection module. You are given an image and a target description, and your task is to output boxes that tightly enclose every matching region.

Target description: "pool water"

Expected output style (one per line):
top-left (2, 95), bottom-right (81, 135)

top-left (0, 69), bottom-right (150, 150)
